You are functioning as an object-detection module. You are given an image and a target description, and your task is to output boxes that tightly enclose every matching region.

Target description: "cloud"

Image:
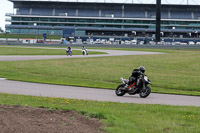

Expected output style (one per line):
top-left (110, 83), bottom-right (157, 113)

top-left (0, 0), bottom-right (13, 31)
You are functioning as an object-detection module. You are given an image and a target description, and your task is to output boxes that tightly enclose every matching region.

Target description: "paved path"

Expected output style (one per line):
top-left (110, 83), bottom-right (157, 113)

top-left (0, 46), bottom-right (199, 106)
top-left (0, 80), bottom-right (200, 106)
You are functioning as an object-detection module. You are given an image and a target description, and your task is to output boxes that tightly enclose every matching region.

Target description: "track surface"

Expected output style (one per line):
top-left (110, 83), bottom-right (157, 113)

top-left (0, 80), bottom-right (200, 106)
top-left (0, 47), bottom-right (199, 106)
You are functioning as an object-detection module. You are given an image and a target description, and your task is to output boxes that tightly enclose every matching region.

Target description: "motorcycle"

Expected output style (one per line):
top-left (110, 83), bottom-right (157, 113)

top-left (82, 49), bottom-right (88, 55)
top-left (66, 49), bottom-right (72, 56)
top-left (115, 73), bottom-right (151, 98)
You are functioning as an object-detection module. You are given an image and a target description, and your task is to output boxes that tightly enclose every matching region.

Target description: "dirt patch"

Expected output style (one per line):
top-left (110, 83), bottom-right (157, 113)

top-left (0, 105), bottom-right (104, 133)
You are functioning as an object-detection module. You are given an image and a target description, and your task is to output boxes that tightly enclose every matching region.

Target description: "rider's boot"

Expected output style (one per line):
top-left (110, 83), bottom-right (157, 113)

top-left (122, 84), bottom-right (129, 90)
top-left (128, 82), bottom-right (136, 91)
top-left (128, 86), bottom-right (133, 91)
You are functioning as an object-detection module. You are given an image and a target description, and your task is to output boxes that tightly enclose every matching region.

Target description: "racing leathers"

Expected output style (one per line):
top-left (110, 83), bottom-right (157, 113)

top-left (127, 69), bottom-right (142, 90)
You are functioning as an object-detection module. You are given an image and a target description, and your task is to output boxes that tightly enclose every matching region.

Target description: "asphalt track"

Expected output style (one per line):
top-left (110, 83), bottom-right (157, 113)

top-left (0, 47), bottom-right (200, 106)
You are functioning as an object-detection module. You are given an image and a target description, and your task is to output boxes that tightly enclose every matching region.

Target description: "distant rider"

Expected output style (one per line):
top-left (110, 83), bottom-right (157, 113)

top-left (126, 66), bottom-right (145, 91)
top-left (82, 46), bottom-right (88, 55)
top-left (82, 46), bottom-right (86, 50)
top-left (66, 46), bottom-right (72, 55)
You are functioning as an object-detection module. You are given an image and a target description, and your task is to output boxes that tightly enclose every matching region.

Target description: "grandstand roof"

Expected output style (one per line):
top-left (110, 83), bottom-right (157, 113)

top-left (8, 0), bottom-right (200, 8)
top-left (8, 0), bottom-right (200, 6)
top-left (9, 0), bottom-right (200, 12)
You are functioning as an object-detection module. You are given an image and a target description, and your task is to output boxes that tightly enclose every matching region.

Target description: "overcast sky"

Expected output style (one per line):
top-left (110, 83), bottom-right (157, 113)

top-left (0, 0), bottom-right (199, 31)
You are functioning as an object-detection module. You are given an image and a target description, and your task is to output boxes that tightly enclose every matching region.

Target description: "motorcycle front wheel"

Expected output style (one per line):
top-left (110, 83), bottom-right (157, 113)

top-left (139, 86), bottom-right (151, 98)
top-left (115, 84), bottom-right (126, 96)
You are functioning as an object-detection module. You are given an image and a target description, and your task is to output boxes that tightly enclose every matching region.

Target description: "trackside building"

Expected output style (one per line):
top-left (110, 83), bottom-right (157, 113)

top-left (5, 0), bottom-right (200, 42)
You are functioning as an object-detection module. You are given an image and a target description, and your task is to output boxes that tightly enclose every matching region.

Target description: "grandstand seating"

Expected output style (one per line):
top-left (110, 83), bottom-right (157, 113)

top-left (171, 11), bottom-right (192, 19)
top-left (161, 11), bottom-right (169, 19)
top-left (17, 6), bottom-right (200, 20)
top-left (78, 9), bottom-right (99, 17)
top-left (66, 9), bottom-right (76, 16)
top-left (124, 10), bottom-right (145, 18)
top-left (18, 8), bottom-right (30, 15)
top-left (54, 8), bottom-right (77, 16)
top-left (55, 8), bottom-right (67, 16)
top-left (101, 10), bottom-right (121, 17)
top-left (32, 8), bottom-right (53, 16)
top-left (193, 12), bottom-right (200, 19)
top-left (147, 11), bottom-right (156, 18)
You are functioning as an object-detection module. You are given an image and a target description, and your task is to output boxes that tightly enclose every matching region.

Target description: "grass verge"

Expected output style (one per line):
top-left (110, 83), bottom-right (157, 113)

top-left (0, 93), bottom-right (199, 133)
top-left (0, 46), bottom-right (200, 95)
top-left (0, 47), bottom-right (200, 95)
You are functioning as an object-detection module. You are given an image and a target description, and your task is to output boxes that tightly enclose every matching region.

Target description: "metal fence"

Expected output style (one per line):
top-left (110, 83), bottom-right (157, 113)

top-left (1, 41), bottom-right (200, 49)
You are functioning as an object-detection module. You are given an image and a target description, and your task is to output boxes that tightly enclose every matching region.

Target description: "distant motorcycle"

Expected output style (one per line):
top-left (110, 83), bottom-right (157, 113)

top-left (115, 73), bottom-right (151, 98)
top-left (66, 49), bottom-right (72, 56)
top-left (82, 49), bottom-right (88, 55)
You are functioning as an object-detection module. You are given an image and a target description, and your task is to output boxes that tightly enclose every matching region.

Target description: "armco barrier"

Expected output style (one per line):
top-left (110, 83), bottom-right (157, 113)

top-left (1, 41), bottom-right (200, 49)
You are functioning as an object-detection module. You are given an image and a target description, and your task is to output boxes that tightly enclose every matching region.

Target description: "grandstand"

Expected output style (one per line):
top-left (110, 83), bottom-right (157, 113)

top-left (5, 0), bottom-right (200, 42)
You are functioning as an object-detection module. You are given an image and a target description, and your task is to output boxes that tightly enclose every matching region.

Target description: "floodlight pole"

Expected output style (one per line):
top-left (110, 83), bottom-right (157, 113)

top-left (156, 0), bottom-right (161, 43)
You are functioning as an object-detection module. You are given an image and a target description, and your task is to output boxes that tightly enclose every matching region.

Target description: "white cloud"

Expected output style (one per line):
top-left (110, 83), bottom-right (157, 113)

top-left (0, 0), bottom-right (13, 31)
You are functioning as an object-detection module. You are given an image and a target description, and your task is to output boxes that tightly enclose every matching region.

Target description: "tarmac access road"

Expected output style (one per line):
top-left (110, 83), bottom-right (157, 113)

top-left (0, 47), bottom-right (199, 106)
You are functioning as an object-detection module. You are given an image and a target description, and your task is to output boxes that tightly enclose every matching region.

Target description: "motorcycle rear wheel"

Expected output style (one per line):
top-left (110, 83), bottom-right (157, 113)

top-left (139, 86), bottom-right (151, 98)
top-left (115, 84), bottom-right (126, 96)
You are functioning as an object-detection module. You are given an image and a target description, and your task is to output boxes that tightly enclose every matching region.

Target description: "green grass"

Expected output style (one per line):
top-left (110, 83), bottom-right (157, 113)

top-left (0, 46), bottom-right (199, 132)
top-left (0, 46), bottom-right (106, 55)
top-left (0, 93), bottom-right (199, 133)
top-left (0, 46), bottom-right (200, 95)
top-left (0, 33), bottom-right (61, 39)
top-left (87, 47), bottom-right (175, 53)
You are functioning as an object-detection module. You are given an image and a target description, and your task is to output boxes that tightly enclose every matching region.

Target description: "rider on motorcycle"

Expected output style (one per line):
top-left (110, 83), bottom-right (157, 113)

top-left (126, 66), bottom-right (145, 91)
top-left (66, 46), bottom-right (72, 54)
top-left (82, 46), bottom-right (88, 55)
top-left (82, 46), bottom-right (86, 50)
